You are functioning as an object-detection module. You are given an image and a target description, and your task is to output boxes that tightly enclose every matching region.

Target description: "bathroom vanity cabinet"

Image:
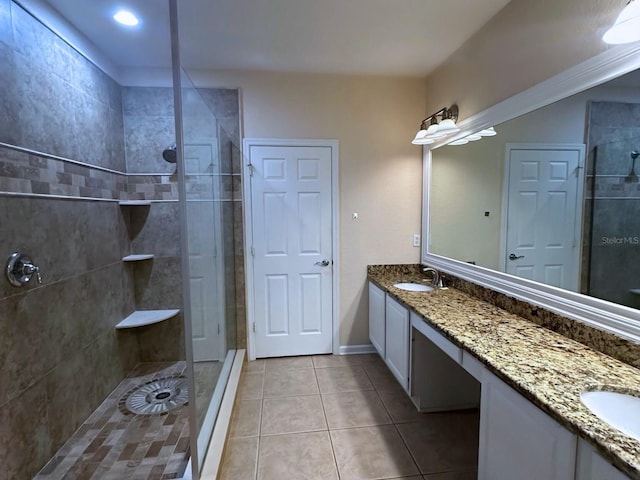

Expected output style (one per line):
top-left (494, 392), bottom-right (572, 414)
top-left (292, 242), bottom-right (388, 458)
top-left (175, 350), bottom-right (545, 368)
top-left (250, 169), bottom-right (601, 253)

top-left (367, 279), bottom-right (631, 479)
top-left (368, 282), bottom-right (386, 357)
top-left (477, 369), bottom-right (576, 480)
top-left (410, 312), bottom-right (480, 412)
top-left (576, 440), bottom-right (629, 480)
top-left (368, 282), bottom-right (410, 392)
top-left (384, 295), bottom-right (410, 392)
top-left (368, 282), bottom-right (478, 404)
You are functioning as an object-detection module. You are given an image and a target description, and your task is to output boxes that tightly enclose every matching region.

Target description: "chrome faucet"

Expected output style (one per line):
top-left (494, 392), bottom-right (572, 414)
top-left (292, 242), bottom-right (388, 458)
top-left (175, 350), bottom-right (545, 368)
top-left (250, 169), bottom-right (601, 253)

top-left (421, 266), bottom-right (443, 288)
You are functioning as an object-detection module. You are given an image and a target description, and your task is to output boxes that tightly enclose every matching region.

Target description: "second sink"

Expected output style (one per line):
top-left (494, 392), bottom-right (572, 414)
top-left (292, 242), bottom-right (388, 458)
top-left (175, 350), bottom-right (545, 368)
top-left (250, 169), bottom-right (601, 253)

top-left (393, 282), bottom-right (434, 292)
top-left (581, 389), bottom-right (640, 441)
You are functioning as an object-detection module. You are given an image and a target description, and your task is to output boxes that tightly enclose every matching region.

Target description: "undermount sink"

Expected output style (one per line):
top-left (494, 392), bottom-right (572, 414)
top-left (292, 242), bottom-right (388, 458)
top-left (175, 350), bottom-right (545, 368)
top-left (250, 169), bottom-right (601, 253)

top-left (580, 389), bottom-right (640, 441)
top-left (393, 282), bottom-right (434, 292)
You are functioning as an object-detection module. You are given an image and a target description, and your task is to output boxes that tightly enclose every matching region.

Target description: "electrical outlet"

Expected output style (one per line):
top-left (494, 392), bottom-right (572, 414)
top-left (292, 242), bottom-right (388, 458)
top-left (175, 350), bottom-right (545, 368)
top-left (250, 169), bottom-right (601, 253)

top-left (413, 234), bottom-right (421, 247)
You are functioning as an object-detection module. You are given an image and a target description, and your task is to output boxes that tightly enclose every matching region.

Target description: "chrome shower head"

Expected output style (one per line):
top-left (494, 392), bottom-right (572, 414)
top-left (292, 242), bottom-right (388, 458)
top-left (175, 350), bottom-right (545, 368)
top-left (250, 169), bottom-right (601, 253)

top-left (162, 144), bottom-right (177, 163)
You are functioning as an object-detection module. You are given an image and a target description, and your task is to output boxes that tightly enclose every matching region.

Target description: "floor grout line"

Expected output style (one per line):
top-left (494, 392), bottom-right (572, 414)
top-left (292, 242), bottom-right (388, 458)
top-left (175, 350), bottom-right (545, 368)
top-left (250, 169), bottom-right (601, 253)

top-left (225, 355), bottom-right (478, 480)
top-left (316, 363), bottom-right (343, 480)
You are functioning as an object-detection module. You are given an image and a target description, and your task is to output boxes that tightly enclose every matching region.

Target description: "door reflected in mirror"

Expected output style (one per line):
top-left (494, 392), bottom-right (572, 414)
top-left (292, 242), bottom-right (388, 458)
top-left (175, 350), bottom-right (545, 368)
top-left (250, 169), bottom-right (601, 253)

top-left (429, 69), bottom-right (640, 310)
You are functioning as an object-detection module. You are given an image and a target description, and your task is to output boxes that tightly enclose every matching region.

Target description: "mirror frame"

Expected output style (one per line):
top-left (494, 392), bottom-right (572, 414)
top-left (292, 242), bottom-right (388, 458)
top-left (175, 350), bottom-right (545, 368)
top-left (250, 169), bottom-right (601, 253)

top-left (422, 43), bottom-right (640, 342)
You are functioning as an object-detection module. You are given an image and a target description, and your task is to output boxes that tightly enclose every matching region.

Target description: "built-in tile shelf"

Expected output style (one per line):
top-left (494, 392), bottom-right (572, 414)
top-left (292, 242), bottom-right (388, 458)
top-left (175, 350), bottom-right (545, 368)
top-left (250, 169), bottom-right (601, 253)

top-left (116, 309), bottom-right (180, 329)
top-left (122, 254), bottom-right (154, 262)
top-left (119, 200), bottom-right (151, 206)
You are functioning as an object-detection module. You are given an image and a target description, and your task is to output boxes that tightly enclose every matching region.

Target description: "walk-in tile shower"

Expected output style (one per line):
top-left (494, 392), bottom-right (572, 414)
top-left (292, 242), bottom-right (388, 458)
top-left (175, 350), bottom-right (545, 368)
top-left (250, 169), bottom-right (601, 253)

top-left (585, 101), bottom-right (640, 309)
top-left (0, 1), bottom-right (244, 478)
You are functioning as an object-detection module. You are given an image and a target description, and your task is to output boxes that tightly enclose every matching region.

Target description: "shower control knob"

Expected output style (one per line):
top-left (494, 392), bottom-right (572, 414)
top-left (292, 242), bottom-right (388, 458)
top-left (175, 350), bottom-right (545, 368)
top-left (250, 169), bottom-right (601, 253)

top-left (23, 263), bottom-right (42, 284)
top-left (5, 253), bottom-right (42, 287)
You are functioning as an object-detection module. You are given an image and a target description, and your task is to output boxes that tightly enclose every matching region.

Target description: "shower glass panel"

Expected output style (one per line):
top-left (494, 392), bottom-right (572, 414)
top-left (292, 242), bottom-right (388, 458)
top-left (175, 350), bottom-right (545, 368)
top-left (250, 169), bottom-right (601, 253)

top-left (588, 137), bottom-right (640, 309)
top-left (176, 67), bottom-right (238, 474)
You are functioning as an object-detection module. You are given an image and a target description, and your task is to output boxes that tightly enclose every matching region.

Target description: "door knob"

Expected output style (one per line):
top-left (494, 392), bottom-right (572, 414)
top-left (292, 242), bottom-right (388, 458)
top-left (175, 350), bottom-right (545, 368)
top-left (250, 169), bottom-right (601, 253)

top-left (508, 253), bottom-right (525, 260)
top-left (314, 259), bottom-right (330, 267)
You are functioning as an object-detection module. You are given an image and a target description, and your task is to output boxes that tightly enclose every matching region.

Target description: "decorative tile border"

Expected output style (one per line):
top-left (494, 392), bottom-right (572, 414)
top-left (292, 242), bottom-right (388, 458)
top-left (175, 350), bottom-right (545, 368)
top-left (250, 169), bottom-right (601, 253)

top-left (0, 144), bottom-right (242, 203)
top-left (0, 145), bottom-right (126, 201)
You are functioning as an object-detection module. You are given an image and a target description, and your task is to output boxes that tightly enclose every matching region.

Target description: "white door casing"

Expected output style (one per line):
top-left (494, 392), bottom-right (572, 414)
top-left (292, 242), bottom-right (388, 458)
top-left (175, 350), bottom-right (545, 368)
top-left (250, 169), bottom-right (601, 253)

top-left (244, 140), bottom-right (339, 359)
top-left (185, 141), bottom-right (226, 362)
top-left (501, 143), bottom-right (585, 291)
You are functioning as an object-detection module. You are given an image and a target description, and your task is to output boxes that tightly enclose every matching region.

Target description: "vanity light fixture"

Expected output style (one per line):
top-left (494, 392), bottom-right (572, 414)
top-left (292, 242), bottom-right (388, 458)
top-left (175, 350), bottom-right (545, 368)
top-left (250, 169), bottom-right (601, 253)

top-left (603, 0), bottom-right (640, 44)
top-left (478, 127), bottom-right (497, 136)
top-left (447, 127), bottom-right (498, 146)
top-left (411, 104), bottom-right (459, 145)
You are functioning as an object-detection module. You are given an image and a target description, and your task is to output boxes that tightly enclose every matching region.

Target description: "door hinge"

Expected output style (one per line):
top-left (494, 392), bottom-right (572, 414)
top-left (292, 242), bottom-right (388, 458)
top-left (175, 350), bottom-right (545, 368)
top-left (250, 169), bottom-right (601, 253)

top-left (251, 246), bottom-right (255, 257)
top-left (217, 324), bottom-right (221, 335)
top-left (252, 322), bottom-right (256, 333)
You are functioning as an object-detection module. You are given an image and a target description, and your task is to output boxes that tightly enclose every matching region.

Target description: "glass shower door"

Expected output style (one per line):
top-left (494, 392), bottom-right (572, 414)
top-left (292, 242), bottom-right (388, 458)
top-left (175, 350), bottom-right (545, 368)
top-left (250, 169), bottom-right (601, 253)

top-left (175, 68), bottom-right (238, 476)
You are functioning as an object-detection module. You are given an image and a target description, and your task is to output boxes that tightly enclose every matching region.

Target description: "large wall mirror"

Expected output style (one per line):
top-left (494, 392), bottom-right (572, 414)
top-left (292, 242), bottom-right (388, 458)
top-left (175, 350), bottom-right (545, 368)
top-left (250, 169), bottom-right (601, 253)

top-left (423, 45), bottom-right (640, 340)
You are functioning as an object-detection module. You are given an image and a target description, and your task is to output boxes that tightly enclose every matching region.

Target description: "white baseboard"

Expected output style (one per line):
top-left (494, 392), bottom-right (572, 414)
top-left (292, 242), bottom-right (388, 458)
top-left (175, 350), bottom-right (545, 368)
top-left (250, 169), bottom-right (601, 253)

top-left (339, 344), bottom-right (377, 355)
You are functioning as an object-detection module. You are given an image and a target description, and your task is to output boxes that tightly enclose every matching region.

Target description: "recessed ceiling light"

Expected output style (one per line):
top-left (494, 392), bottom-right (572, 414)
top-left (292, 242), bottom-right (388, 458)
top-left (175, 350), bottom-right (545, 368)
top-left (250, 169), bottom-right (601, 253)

top-left (113, 10), bottom-right (139, 27)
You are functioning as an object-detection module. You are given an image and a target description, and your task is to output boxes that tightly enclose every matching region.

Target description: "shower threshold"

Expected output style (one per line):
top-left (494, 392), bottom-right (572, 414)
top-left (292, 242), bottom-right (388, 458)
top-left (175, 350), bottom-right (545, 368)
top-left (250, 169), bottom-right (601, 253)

top-left (35, 362), bottom-right (191, 480)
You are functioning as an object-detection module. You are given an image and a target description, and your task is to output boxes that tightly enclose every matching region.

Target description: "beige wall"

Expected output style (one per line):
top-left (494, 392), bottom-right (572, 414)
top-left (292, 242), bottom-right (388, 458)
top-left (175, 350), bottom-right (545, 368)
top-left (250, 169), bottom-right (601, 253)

top-left (423, 0), bottom-right (621, 120)
top-left (190, 70), bottom-right (426, 346)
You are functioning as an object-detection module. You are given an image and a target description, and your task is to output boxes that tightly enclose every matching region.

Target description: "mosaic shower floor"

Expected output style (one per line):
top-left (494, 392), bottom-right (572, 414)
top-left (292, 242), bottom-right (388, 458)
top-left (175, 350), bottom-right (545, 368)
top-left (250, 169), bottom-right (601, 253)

top-left (34, 361), bottom-right (197, 480)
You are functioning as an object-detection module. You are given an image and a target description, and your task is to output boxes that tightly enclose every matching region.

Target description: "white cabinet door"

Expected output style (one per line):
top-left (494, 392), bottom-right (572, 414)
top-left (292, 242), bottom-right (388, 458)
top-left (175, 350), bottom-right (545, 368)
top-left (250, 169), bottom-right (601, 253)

top-left (576, 438), bottom-right (630, 480)
top-left (478, 371), bottom-right (576, 480)
top-left (385, 295), bottom-right (410, 392)
top-left (368, 282), bottom-right (386, 358)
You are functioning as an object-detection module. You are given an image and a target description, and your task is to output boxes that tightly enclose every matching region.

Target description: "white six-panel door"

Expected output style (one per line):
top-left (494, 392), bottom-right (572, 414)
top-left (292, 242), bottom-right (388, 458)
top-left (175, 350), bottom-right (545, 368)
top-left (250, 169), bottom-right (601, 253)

top-left (185, 141), bottom-right (226, 362)
top-left (248, 144), bottom-right (334, 358)
top-left (504, 144), bottom-right (584, 291)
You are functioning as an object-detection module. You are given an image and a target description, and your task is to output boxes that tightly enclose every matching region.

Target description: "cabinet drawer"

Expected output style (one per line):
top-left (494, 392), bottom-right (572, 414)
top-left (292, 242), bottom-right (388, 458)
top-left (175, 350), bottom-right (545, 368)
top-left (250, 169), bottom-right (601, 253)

top-left (462, 350), bottom-right (485, 381)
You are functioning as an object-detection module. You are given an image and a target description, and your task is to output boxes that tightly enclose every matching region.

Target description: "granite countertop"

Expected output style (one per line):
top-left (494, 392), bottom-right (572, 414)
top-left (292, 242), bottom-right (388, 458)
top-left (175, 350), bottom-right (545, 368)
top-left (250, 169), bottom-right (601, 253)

top-left (368, 268), bottom-right (640, 479)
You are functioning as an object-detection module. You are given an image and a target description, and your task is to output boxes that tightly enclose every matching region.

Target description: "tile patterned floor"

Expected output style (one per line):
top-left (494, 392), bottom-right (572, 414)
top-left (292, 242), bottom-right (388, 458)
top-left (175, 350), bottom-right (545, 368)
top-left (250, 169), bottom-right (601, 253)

top-left (220, 354), bottom-right (479, 480)
top-left (35, 362), bottom-right (194, 480)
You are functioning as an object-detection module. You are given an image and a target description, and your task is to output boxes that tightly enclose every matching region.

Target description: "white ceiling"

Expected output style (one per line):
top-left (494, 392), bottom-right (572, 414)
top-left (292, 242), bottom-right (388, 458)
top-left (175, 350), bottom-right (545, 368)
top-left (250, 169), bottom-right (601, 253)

top-left (42, 0), bottom-right (511, 77)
